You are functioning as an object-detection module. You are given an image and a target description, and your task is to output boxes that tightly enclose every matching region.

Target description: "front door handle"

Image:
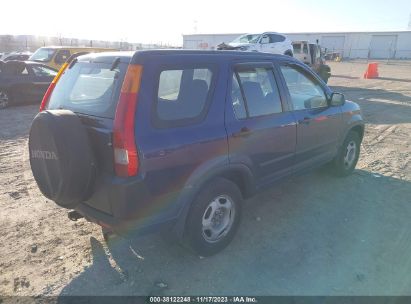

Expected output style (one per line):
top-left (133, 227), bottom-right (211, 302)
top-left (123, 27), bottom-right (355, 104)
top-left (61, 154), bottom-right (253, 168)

top-left (233, 127), bottom-right (252, 137)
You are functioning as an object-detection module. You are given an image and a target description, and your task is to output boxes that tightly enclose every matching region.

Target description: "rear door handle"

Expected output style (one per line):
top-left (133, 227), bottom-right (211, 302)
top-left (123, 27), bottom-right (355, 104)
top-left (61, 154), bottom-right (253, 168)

top-left (233, 127), bottom-right (252, 137)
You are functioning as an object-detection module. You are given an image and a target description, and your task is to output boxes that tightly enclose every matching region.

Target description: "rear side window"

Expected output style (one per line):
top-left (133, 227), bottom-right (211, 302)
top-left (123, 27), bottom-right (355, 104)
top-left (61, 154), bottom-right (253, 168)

top-left (47, 61), bottom-right (127, 118)
top-left (231, 75), bottom-right (247, 119)
top-left (232, 67), bottom-right (282, 118)
top-left (155, 67), bottom-right (214, 127)
top-left (269, 34), bottom-right (286, 43)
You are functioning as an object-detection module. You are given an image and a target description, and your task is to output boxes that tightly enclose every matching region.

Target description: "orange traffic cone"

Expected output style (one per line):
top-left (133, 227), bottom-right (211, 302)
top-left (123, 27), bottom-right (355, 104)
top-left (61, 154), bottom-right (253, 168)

top-left (364, 62), bottom-right (379, 79)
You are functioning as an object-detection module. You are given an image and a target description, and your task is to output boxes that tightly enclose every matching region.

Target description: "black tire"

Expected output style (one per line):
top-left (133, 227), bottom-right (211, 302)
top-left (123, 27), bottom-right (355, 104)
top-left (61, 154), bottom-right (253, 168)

top-left (29, 109), bottom-right (96, 208)
top-left (0, 89), bottom-right (11, 109)
top-left (330, 131), bottom-right (361, 177)
top-left (184, 178), bottom-right (243, 256)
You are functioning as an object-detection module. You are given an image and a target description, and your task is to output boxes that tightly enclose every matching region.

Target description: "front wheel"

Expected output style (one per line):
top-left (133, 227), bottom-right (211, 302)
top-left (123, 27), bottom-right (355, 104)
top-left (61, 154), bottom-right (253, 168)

top-left (330, 131), bottom-right (361, 177)
top-left (184, 178), bottom-right (243, 256)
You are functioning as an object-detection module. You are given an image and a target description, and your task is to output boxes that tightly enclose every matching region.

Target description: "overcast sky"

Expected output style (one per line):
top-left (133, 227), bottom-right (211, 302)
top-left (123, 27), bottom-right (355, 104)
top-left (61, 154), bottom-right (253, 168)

top-left (0, 0), bottom-right (410, 45)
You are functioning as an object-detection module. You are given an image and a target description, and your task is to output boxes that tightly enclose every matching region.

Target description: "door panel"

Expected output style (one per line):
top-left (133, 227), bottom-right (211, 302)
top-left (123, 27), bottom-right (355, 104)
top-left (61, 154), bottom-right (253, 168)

top-left (226, 62), bottom-right (296, 184)
top-left (10, 76), bottom-right (34, 103)
top-left (292, 106), bottom-right (342, 169)
top-left (31, 76), bottom-right (53, 101)
top-left (278, 63), bottom-right (342, 171)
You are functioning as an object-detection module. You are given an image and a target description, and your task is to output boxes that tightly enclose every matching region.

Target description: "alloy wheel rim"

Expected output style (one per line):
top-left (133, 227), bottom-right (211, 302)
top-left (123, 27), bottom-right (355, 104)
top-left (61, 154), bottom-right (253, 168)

top-left (202, 195), bottom-right (235, 243)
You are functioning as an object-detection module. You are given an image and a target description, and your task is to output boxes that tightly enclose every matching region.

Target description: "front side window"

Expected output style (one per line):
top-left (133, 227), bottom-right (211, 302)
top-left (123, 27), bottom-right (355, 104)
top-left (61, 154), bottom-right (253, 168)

top-left (156, 67), bottom-right (213, 124)
top-left (54, 50), bottom-right (71, 64)
top-left (280, 65), bottom-right (327, 110)
top-left (232, 67), bottom-right (282, 118)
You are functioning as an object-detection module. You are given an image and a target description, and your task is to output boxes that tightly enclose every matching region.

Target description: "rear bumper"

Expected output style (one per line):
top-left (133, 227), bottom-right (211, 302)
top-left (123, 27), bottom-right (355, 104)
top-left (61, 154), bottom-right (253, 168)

top-left (79, 175), bottom-right (183, 237)
top-left (76, 202), bottom-right (176, 237)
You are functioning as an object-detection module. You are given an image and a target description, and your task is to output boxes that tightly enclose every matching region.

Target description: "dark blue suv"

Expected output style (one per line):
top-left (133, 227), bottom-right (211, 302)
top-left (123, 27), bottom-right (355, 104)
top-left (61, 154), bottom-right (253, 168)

top-left (29, 50), bottom-right (364, 256)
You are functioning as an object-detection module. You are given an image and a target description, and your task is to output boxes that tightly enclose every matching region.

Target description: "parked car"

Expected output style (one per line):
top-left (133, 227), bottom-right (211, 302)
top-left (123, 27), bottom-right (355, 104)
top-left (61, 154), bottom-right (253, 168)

top-left (2, 52), bottom-right (32, 62)
top-left (218, 32), bottom-right (293, 56)
top-left (0, 60), bottom-right (57, 109)
top-left (29, 50), bottom-right (364, 256)
top-left (29, 46), bottom-right (117, 70)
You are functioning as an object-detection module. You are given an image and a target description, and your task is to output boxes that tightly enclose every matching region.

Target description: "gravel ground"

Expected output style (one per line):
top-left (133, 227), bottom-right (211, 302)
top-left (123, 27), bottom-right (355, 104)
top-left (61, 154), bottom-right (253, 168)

top-left (0, 60), bottom-right (410, 296)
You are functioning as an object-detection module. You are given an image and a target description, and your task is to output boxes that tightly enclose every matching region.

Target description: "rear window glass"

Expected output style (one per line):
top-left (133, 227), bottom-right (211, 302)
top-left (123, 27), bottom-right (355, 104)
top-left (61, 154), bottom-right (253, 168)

top-left (47, 62), bottom-right (126, 118)
top-left (155, 67), bottom-right (213, 126)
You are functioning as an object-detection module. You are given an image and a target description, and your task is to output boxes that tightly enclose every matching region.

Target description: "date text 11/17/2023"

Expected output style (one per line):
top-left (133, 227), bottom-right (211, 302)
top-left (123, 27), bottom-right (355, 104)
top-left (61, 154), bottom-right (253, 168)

top-left (149, 296), bottom-right (258, 303)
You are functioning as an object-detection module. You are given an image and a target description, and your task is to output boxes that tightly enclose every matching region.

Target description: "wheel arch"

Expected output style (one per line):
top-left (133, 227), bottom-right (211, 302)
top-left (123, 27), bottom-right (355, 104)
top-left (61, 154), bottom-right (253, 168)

top-left (350, 124), bottom-right (365, 141)
top-left (172, 164), bottom-right (255, 239)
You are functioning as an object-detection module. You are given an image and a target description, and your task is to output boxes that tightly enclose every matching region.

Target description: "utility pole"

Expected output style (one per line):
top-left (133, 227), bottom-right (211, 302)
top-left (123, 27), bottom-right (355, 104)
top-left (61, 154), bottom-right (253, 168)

top-left (408, 13), bottom-right (411, 30)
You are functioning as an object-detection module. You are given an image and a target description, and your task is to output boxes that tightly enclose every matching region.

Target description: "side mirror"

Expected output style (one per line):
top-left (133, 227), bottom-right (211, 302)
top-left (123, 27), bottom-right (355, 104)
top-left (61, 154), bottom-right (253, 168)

top-left (330, 92), bottom-right (345, 106)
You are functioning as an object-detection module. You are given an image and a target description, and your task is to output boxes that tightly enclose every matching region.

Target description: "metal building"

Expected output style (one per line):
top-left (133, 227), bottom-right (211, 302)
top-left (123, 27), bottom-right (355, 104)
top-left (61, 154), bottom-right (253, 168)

top-left (183, 31), bottom-right (411, 59)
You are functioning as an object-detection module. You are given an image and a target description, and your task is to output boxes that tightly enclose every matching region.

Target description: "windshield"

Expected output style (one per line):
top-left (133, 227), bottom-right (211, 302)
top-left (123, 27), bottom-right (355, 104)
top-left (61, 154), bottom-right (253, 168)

top-left (47, 61), bottom-right (127, 118)
top-left (231, 34), bottom-right (261, 44)
top-left (29, 48), bottom-right (56, 62)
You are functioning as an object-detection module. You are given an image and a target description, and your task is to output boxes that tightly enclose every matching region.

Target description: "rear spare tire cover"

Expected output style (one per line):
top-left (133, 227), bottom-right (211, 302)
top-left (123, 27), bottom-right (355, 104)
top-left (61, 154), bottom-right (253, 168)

top-left (29, 110), bottom-right (95, 209)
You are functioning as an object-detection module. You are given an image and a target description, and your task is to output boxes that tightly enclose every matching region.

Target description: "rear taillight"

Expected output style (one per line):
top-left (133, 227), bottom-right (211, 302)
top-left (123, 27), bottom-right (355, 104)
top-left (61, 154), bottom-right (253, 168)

top-left (113, 65), bottom-right (143, 177)
top-left (39, 62), bottom-right (69, 112)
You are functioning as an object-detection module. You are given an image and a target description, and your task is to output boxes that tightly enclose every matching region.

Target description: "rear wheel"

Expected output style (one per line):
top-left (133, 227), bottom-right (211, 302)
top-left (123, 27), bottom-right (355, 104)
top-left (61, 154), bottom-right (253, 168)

top-left (0, 89), bottom-right (11, 109)
top-left (330, 131), bottom-right (361, 176)
top-left (184, 178), bottom-right (242, 256)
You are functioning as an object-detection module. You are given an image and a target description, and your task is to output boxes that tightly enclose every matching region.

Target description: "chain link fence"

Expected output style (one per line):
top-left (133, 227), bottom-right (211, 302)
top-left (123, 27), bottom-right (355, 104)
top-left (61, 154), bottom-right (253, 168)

top-left (0, 35), bottom-right (178, 53)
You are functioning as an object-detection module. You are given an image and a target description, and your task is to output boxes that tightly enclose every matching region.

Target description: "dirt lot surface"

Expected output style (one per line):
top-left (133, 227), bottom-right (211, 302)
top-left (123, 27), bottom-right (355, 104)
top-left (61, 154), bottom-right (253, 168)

top-left (1, 60), bottom-right (411, 296)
